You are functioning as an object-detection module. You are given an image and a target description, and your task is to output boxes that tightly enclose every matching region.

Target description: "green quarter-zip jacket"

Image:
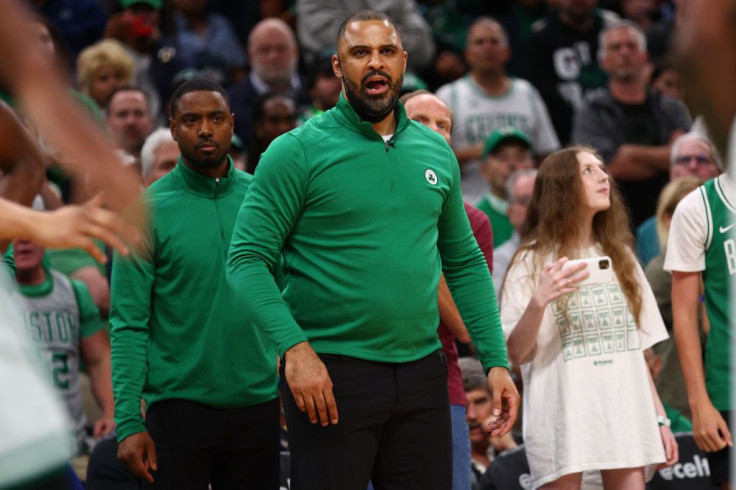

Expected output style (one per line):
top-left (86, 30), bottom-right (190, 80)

top-left (227, 95), bottom-right (508, 371)
top-left (110, 158), bottom-right (278, 443)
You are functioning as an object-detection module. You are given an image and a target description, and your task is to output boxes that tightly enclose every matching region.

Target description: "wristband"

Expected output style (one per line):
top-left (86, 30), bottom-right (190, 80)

top-left (656, 415), bottom-right (671, 427)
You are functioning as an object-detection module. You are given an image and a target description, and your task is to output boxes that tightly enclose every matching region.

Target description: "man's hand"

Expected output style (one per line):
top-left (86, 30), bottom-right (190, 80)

top-left (93, 416), bottom-right (116, 438)
top-left (485, 367), bottom-right (520, 437)
top-left (284, 342), bottom-right (338, 426)
top-left (489, 430), bottom-right (518, 453)
top-left (117, 432), bottom-right (157, 483)
top-left (692, 400), bottom-right (733, 452)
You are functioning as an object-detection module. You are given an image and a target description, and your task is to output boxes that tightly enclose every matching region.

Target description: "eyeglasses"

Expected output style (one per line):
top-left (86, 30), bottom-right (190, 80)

top-left (674, 154), bottom-right (713, 166)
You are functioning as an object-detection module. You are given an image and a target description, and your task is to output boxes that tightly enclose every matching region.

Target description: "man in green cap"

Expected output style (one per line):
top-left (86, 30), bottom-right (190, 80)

top-left (475, 126), bottom-right (535, 247)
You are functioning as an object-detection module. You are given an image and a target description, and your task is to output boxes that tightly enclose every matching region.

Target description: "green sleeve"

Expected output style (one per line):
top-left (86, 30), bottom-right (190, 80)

top-left (227, 133), bottom-right (309, 356)
top-left (109, 235), bottom-right (155, 443)
top-left (437, 150), bottom-right (508, 372)
top-left (70, 278), bottom-right (103, 338)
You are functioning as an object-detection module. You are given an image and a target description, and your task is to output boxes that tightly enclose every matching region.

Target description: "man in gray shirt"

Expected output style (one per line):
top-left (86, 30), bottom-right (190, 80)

top-left (572, 20), bottom-right (691, 227)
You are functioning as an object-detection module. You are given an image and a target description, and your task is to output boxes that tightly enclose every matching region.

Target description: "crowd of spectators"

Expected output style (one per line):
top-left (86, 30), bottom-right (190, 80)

top-left (2, 0), bottom-right (733, 489)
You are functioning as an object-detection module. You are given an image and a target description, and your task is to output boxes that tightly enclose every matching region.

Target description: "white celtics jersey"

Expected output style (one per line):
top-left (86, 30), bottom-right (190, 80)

top-left (436, 75), bottom-right (560, 155)
top-left (0, 268), bottom-right (72, 486)
top-left (14, 269), bottom-right (95, 451)
top-left (436, 76), bottom-right (560, 201)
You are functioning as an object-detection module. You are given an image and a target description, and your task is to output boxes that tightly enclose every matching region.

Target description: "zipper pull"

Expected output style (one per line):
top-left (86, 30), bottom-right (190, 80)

top-left (215, 177), bottom-right (220, 185)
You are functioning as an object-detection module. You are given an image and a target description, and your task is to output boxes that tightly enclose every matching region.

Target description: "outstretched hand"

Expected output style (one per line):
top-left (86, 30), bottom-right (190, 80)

top-left (31, 193), bottom-right (141, 262)
top-left (284, 342), bottom-right (339, 426)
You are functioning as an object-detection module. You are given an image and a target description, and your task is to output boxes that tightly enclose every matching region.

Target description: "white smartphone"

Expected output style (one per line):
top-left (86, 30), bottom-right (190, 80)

top-left (561, 256), bottom-right (614, 286)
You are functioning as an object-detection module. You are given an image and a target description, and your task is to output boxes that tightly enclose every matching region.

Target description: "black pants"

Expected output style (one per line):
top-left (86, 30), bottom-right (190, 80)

top-left (142, 398), bottom-right (280, 490)
top-left (86, 433), bottom-right (138, 490)
top-left (282, 351), bottom-right (452, 490)
top-left (708, 410), bottom-right (733, 485)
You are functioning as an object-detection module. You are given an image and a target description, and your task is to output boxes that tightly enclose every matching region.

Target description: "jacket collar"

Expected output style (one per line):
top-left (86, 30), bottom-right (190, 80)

top-left (173, 155), bottom-right (236, 198)
top-left (332, 92), bottom-right (410, 140)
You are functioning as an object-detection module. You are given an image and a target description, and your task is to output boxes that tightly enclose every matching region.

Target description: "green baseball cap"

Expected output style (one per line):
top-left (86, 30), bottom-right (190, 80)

top-left (481, 126), bottom-right (532, 158)
top-left (119, 0), bottom-right (163, 10)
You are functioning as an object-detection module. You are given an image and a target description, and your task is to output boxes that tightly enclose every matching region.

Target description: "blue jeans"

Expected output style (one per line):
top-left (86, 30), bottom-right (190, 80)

top-left (451, 404), bottom-right (471, 490)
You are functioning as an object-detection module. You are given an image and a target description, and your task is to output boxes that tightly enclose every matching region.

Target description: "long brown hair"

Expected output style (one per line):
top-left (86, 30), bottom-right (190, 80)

top-left (510, 146), bottom-right (643, 323)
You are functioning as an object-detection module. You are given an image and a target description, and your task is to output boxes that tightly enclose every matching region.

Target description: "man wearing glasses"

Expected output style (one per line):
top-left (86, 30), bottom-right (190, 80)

top-left (636, 132), bottom-right (723, 265)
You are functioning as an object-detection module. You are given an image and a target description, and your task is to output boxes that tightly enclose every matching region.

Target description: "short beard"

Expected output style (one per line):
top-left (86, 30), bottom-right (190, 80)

top-left (254, 60), bottom-right (296, 89)
top-left (340, 62), bottom-right (404, 123)
top-left (181, 148), bottom-right (228, 171)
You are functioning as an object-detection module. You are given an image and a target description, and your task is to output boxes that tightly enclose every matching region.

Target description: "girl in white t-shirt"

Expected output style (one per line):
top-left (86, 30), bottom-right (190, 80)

top-left (500, 147), bottom-right (678, 490)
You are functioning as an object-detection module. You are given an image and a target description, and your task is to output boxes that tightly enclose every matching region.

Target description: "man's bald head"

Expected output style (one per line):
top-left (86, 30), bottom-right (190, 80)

top-left (401, 90), bottom-right (453, 145)
top-left (336, 10), bottom-right (401, 50)
top-left (466, 17), bottom-right (507, 47)
top-left (248, 18), bottom-right (298, 87)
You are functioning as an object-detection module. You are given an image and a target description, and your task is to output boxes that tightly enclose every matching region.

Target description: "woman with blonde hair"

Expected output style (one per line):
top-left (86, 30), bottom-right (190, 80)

top-left (654, 177), bottom-right (704, 251)
top-left (501, 146), bottom-right (677, 489)
top-left (76, 39), bottom-right (134, 110)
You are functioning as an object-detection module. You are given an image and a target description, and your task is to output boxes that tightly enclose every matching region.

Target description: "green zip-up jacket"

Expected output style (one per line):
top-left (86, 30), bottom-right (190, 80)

top-left (227, 95), bottom-right (508, 372)
top-left (110, 158), bottom-right (278, 443)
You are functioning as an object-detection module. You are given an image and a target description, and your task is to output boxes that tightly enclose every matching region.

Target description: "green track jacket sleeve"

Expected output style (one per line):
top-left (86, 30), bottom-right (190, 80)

top-left (227, 135), bottom-right (309, 356)
top-left (110, 238), bottom-right (155, 442)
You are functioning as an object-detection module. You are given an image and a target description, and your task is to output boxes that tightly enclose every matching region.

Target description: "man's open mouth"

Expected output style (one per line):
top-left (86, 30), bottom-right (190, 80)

top-left (365, 77), bottom-right (390, 96)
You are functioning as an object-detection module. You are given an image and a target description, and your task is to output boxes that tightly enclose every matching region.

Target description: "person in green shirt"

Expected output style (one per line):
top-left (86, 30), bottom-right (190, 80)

top-left (227, 10), bottom-right (518, 490)
top-left (14, 239), bottom-right (114, 453)
top-left (665, 172), bottom-right (735, 489)
top-left (111, 78), bottom-right (279, 488)
top-left (474, 126), bottom-right (536, 247)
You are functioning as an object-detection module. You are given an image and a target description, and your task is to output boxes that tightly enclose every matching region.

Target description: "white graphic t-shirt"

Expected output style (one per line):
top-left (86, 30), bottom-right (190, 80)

top-left (500, 245), bottom-right (667, 489)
